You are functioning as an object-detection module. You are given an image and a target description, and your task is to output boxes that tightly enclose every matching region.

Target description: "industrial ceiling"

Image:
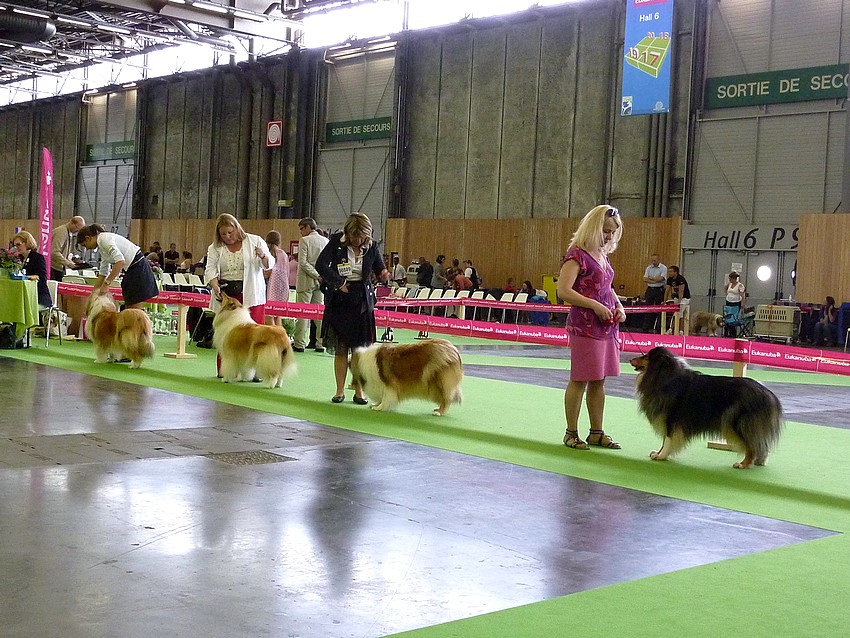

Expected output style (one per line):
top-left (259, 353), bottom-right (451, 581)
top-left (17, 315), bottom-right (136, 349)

top-left (0, 0), bottom-right (356, 87)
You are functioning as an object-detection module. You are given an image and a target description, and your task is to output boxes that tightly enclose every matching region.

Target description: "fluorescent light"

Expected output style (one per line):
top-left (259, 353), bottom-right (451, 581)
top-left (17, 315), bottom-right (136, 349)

top-left (97, 24), bottom-right (133, 35)
top-left (21, 44), bottom-right (53, 54)
top-left (57, 16), bottom-right (92, 27)
top-left (12, 7), bottom-right (49, 18)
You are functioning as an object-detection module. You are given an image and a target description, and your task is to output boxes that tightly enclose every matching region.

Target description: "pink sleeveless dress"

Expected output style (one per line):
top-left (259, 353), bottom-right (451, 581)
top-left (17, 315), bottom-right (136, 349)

top-left (267, 247), bottom-right (290, 301)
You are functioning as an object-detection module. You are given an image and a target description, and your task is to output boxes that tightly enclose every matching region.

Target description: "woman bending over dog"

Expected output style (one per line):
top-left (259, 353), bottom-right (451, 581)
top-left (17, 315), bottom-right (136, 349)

top-left (556, 205), bottom-right (626, 451)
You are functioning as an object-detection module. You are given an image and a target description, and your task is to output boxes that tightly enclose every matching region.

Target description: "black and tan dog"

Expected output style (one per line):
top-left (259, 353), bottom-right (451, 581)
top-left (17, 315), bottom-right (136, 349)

top-left (630, 347), bottom-right (783, 468)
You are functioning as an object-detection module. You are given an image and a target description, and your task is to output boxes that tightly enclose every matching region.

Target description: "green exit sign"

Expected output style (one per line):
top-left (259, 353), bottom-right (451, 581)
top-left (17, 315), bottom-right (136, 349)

top-left (326, 117), bottom-right (392, 143)
top-left (85, 140), bottom-right (136, 162)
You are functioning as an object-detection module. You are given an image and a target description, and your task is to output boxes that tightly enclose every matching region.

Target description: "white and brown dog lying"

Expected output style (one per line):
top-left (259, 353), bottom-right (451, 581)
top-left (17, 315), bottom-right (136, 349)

top-left (85, 290), bottom-right (155, 368)
top-left (212, 292), bottom-right (296, 388)
top-left (690, 311), bottom-right (724, 336)
top-left (350, 338), bottom-right (463, 416)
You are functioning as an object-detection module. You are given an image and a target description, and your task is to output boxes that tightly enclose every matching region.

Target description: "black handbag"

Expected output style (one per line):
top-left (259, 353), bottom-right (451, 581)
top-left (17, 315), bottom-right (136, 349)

top-left (218, 279), bottom-right (244, 296)
top-left (0, 323), bottom-right (24, 349)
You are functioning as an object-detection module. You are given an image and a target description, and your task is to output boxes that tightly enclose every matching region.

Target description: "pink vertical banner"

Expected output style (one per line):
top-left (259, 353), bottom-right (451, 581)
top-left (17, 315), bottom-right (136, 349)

top-left (38, 147), bottom-right (54, 257)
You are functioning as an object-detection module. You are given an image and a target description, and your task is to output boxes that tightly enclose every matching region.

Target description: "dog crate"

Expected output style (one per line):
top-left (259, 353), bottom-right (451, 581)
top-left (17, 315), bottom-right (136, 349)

top-left (753, 305), bottom-right (800, 342)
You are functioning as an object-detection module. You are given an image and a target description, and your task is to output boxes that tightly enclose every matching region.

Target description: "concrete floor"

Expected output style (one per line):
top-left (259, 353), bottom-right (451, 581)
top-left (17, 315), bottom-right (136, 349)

top-left (0, 354), bottom-right (834, 638)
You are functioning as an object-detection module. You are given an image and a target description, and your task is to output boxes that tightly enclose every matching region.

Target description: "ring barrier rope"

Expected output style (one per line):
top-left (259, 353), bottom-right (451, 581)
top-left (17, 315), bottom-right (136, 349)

top-left (56, 283), bottom-right (850, 376)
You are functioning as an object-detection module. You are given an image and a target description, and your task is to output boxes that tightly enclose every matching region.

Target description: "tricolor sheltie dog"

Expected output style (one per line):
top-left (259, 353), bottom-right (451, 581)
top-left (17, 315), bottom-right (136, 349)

top-left (690, 311), bottom-right (724, 336)
top-left (212, 293), bottom-right (296, 389)
top-left (350, 339), bottom-right (463, 416)
top-left (85, 291), bottom-right (155, 368)
top-left (630, 347), bottom-right (783, 469)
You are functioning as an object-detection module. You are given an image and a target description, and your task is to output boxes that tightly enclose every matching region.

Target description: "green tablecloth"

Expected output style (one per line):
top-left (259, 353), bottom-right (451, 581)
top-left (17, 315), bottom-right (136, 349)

top-left (0, 278), bottom-right (38, 338)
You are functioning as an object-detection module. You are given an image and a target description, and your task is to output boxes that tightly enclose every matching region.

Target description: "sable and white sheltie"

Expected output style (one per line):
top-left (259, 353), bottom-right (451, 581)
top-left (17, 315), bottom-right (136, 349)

top-left (85, 291), bottom-right (155, 369)
top-left (630, 347), bottom-right (783, 469)
top-left (212, 292), bottom-right (296, 388)
top-left (350, 338), bottom-right (463, 416)
top-left (690, 311), bottom-right (724, 336)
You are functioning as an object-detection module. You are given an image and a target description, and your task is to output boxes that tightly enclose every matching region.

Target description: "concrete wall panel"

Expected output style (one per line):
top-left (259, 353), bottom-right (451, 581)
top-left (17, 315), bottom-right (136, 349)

top-left (498, 21), bottom-right (541, 219)
top-left (434, 33), bottom-right (472, 219)
top-left (466, 29), bottom-right (506, 220)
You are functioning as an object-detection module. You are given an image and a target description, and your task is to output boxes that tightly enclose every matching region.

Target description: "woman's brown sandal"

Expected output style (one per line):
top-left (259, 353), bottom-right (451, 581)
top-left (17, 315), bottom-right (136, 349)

top-left (563, 430), bottom-right (589, 450)
top-left (586, 430), bottom-right (621, 449)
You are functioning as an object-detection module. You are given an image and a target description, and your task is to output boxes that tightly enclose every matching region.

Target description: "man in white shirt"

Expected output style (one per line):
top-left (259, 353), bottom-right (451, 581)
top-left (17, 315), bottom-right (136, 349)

top-left (50, 215), bottom-right (85, 280)
top-left (642, 253), bottom-right (668, 331)
top-left (293, 218), bottom-right (329, 352)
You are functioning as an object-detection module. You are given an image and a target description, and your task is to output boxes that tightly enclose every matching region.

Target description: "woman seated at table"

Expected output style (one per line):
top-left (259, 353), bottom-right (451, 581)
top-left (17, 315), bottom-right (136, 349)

top-left (12, 231), bottom-right (51, 310)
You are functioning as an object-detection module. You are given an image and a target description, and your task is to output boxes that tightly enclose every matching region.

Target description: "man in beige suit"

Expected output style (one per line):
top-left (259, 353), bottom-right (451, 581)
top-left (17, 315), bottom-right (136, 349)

top-left (293, 218), bottom-right (329, 352)
top-left (50, 215), bottom-right (85, 280)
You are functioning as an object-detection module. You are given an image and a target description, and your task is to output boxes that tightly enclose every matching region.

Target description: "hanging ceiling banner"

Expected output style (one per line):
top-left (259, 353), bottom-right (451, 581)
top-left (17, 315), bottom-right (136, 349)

top-left (621, 0), bottom-right (674, 116)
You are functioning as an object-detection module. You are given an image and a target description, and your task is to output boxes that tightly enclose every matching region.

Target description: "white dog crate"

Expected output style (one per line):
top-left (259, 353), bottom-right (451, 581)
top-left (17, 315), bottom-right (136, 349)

top-left (753, 305), bottom-right (800, 342)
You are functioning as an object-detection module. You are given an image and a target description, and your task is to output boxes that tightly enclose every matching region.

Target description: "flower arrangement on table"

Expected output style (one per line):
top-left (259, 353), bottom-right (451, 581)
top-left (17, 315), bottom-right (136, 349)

top-left (0, 247), bottom-right (23, 272)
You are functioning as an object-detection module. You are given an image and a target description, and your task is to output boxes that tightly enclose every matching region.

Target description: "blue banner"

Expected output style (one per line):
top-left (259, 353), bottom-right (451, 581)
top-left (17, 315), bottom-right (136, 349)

top-left (621, 0), bottom-right (674, 116)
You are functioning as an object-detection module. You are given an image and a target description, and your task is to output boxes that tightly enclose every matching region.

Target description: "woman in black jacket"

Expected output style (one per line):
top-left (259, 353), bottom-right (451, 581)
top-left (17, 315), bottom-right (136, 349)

top-left (315, 212), bottom-right (389, 404)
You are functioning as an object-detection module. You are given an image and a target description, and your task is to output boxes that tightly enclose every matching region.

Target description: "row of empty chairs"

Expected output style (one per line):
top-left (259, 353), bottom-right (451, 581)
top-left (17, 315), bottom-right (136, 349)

top-left (160, 272), bottom-right (207, 289)
top-left (386, 286), bottom-right (530, 322)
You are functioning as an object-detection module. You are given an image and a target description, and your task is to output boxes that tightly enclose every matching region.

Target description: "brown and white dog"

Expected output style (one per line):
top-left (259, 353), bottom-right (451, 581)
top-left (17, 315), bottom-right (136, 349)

top-left (85, 291), bottom-right (155, 368)
top-left (350, 338), bottom-right (463, 416)
top-left (690, 311), bottom-right (724, 336)
top-left (212, 292), bottom-right (296, 388)
top-left (630, 347), bottom-right (783, 468)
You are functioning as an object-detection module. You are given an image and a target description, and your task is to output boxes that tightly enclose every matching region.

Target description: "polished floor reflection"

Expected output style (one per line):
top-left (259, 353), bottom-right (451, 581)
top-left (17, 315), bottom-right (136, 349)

top-left (0, 357), bottom-right (833, 637)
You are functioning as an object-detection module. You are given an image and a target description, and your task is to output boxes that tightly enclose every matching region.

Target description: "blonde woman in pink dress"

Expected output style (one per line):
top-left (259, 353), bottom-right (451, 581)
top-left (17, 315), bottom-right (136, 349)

top-left (264, 230), bottom-right (290, 327)
top-left (556, 205), bottom-right (625, 451)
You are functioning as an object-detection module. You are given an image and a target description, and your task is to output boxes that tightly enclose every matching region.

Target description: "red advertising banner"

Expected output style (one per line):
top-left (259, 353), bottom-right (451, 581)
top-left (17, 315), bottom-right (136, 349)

top-left (38, 147), bottom-right (53, 257)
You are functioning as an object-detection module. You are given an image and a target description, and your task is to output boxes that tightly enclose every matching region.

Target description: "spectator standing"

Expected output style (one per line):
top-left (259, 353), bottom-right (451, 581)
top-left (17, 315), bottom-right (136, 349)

top-left (50, 215), bottom-right (85, 280)
top-left (556, 204), bottom-right (625, 451)
top-left (416, 257), bottom-right (433, 288)
top-left (463, 260), bottom-right (480, 289)
top-left (293, 217), bottom-right (329, 353)
top-left (723, 271), bottom-right (746, 337)
top-left (431, 255), bottom-right (448, 289)
top-left (664, 265), bottom-right (690, 334)
top-left (391, 255), bottom-right (406, 285)
top-left (641, 253), bottom-right (667, 331)
top-left (264, 230), bottom-right (289, 327)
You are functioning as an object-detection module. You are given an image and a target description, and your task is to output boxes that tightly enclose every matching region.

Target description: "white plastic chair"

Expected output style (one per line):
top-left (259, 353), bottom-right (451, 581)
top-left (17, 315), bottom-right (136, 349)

top-left (489, 292), bottom-right (515, 322)
top-left (186, 274), bottom-right (205, 287)
top-left (173, 273), bottom-right (189, 287)
top-left (469, 289), bottom-right (486, 321)
top-left (42, 280), bottom-right (64, 347)
top-left (453, 290), bottom-right (470, 319)
top-left (160, 272), bottom-right (175, 286)
top-left (512, 292), bottom-right (528, 323)
top-left (413, 286), bottom-right (431, 314)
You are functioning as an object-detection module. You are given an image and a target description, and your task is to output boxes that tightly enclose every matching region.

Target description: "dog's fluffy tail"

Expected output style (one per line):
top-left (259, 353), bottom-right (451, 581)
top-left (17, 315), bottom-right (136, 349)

top-left (118, 312), bottom-right (155, 360)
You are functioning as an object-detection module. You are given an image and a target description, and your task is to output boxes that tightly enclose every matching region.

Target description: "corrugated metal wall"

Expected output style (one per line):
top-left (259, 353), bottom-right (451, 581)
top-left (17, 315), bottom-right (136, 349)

top-left (315, 53), bottom-right (396, 239)
top-left (690, 0), bottom-right (850, 225)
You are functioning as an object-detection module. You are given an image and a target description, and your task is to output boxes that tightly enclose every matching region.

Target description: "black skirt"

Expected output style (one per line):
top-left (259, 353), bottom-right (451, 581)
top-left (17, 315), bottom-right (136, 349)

top-left (122, 252), bottom-right (160, 306)
top-left (321, 281), bottom-right (376, 350)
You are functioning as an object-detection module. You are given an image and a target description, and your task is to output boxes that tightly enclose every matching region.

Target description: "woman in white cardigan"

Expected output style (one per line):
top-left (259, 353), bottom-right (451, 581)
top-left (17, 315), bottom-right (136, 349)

top-left (205, 213), bottom-right (273, 324)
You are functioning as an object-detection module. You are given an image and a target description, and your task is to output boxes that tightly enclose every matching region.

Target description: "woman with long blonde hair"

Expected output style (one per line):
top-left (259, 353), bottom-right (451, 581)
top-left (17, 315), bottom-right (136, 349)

top-left (556, 205), bottom-right (625, 450)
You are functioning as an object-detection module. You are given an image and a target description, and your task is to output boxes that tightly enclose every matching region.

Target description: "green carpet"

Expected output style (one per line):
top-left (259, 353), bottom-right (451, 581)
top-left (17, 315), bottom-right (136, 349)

top-left (6, 331), bottom-right (849, 637)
